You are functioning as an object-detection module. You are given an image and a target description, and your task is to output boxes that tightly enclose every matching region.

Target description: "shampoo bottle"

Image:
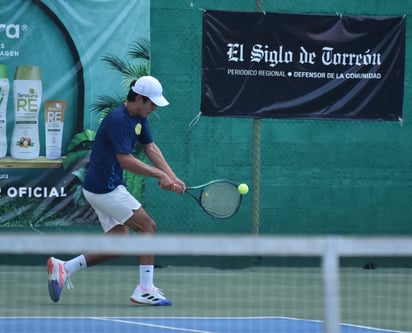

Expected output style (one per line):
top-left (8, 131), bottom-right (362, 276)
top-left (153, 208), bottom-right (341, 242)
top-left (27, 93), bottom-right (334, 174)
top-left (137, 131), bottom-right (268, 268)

top-left (11, 65), bottom-right (42, 159)
top-left (0, 64), bottom-right (9, 158)
top-left (44, 100), bottom-right (66, 160)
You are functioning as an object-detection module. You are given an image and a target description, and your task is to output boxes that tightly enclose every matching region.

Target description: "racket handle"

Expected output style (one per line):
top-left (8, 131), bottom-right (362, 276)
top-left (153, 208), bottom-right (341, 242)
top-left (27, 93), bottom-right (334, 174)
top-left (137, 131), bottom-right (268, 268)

top-left (173, 183), bottom-right (185, 194)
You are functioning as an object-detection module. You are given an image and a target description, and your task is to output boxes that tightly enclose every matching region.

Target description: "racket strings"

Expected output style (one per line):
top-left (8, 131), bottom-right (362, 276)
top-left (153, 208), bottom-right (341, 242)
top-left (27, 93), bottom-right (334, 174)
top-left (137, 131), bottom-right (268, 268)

top-left (200, 182), bottom-right (241, 218)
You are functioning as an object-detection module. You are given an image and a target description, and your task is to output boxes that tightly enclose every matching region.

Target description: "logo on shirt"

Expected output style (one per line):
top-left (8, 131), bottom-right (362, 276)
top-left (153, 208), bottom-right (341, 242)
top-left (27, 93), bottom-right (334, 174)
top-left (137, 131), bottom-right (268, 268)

top-left (135, 123), bottom-right (142, 135)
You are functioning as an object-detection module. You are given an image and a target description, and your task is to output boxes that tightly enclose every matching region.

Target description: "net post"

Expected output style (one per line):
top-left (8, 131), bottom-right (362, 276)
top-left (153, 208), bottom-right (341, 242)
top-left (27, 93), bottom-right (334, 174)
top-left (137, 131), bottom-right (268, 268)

top-left (322, 238), bottom-right (341, 333)
top-left (251, 0), bottom-right (263, 236)
top-left (252, 118), bottom-right (261, 235)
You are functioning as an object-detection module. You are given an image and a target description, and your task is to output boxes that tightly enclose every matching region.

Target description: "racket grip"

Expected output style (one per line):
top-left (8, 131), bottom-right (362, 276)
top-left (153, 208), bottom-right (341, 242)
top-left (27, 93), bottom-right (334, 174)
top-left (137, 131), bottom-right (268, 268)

top-left (172, 183), bottom-right (185, 194)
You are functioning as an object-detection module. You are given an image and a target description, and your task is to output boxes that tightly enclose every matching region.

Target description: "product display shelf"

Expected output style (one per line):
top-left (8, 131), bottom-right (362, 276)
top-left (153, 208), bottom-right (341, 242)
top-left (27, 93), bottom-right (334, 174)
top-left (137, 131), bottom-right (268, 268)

top-left (0, 156), bottom-right (64, 168)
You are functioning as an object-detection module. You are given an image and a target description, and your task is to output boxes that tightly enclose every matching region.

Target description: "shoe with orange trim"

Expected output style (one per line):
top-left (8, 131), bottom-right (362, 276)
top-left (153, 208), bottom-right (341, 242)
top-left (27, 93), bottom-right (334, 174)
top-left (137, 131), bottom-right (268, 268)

top-left (47, 257), bottom-right (73, 302)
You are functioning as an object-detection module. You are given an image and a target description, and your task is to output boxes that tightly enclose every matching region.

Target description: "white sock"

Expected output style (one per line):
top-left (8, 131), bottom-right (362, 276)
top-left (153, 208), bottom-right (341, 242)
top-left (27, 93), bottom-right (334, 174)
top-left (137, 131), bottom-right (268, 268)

top-left (64, 255), bottom-right (87, 275)
top-left (139, 265), bottom-right (154, 290)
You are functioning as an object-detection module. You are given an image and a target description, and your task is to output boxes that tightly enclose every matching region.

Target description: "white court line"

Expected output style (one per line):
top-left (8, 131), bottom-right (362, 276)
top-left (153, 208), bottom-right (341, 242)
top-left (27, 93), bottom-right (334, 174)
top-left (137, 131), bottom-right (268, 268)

top-left (90, 317), bottom-right (407, 333)
top-left (90, 317), bottom-right (214, 333)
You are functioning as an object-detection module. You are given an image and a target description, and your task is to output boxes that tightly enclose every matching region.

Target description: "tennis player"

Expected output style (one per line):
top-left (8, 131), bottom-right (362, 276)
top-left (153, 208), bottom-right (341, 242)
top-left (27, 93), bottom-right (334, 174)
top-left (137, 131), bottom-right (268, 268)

top-left (47, 76), bottom-right (185, 306)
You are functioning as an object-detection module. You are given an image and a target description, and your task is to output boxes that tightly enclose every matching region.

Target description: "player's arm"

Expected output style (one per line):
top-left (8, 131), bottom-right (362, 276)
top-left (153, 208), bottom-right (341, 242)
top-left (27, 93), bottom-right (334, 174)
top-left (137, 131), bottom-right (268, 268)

top-left (116, 152), bottom-right (163, 178)
top-left (116, 150), bottom-right (184, 193)
top-left (116, 152), bottom-right (171, 188)
top-left (142, 142), bottom-right (186, 193)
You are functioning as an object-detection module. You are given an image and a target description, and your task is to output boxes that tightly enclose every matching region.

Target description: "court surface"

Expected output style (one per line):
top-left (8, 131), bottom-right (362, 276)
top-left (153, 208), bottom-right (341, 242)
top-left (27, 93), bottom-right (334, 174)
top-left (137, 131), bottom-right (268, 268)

top-left (1, 262), bottom-right (411, 333)
top-left (0, 316), bottom-right (406, 333)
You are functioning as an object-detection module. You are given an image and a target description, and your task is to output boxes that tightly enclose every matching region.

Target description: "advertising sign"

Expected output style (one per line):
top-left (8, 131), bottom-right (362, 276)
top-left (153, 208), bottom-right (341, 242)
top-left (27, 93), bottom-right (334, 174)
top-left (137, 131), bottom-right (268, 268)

top-left (0, 0), bottom-right (149, 228)
top-left (201, 10), bottom-right (406, 120)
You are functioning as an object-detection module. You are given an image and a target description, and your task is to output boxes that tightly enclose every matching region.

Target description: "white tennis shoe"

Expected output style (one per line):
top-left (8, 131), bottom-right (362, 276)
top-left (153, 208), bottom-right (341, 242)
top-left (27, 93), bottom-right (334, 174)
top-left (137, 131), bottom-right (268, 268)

top-left (130, 285), bottom-right (172, 306)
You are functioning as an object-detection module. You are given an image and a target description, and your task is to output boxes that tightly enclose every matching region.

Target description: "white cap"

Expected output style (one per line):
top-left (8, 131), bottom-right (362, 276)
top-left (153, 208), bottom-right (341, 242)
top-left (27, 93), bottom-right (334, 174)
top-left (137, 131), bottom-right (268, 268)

top-left (131, 76), bottom-right (169, 107)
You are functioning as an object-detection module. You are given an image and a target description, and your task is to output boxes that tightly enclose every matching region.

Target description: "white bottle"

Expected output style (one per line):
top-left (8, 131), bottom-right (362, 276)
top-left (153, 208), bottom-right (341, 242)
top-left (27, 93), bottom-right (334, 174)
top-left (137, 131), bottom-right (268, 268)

top-left (44, 100), bottom-right (66, 160)
top-left (0, 64), bottom-right (9, 158)
top-left (11, 65), bottom-right (42, 159)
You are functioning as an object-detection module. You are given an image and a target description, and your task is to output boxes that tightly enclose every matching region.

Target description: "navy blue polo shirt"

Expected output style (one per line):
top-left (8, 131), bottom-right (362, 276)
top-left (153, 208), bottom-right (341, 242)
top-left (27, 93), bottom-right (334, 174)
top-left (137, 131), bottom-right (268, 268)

top-left (83, 104), bottom-right (153, 193)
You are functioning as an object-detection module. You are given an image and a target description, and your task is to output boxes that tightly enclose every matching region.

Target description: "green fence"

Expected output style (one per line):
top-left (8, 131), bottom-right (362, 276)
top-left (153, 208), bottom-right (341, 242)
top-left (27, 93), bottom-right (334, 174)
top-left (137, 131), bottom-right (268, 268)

top-left (147, 0), bottom-right (412, 235)
top-left (1, 0), bottom-right (411, 236)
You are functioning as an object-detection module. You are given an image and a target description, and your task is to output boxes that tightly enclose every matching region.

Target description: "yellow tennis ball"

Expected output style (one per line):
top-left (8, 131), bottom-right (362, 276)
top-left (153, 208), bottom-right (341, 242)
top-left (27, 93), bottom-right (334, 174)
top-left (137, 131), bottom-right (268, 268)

top-left (238, 183), bottom-right (249, 195)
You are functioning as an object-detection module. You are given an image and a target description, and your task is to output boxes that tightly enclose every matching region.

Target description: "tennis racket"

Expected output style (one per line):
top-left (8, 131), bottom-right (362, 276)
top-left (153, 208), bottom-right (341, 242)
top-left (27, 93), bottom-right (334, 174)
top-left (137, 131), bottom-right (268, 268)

top-left (185, 179), bottom-right (242, 219)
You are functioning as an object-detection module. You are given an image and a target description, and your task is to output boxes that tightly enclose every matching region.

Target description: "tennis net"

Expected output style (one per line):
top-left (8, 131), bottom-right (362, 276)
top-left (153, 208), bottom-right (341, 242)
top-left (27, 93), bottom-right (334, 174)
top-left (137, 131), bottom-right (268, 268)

top-left (0, 233), bottom-right (411, 333)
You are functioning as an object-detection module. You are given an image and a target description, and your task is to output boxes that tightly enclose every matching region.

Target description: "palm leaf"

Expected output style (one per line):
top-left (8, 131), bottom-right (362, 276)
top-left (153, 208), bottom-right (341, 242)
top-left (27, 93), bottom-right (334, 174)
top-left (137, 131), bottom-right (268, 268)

top-left (91, 95), bottom-right (124, 122)
top-left (63, 129), bottom-right (96, 170)
top-left (119, 63), bottom-right (150, 87)
top-left (67, 129), bottom-right (96, 151)
top-left (101, 55), bottom-right (137, 77)
top-left (128, 38), bottom-right (150, 60)
top-left (62, 150), bottom-right (90, 171)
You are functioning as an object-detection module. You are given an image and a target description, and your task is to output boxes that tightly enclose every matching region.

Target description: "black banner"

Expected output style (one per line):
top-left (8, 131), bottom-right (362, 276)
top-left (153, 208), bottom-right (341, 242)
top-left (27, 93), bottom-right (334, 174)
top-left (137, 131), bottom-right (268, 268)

top-left (201, 10), bottom-right (406, 120)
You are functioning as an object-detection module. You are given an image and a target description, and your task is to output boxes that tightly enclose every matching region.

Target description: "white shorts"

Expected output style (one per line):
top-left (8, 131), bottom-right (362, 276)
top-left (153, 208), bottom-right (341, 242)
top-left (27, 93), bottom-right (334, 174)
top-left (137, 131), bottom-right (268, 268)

top-left (83, 185), bottom-right (142, 233)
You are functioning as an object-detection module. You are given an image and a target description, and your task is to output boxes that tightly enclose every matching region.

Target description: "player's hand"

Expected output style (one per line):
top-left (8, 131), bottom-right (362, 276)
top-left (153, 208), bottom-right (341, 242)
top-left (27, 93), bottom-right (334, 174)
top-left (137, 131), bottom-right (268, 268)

top-left (172, 179), bottom-right (186, 194)
top-left (158, 174), bottom-right (185, 194)
top-left (158, 174), bottom-right (176, 191)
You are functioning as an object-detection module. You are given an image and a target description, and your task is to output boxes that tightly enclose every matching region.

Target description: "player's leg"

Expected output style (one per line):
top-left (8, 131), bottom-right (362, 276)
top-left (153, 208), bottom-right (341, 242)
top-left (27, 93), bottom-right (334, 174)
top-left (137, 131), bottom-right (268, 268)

top-left (83, 185), bottom-right (171, 305)
top-left (48, 187), bottom-right (135, 303)
top-left (124, 206), bottom-right (156, 265)
top-left (126, 207), bottom-right (172, 306)
top-left (82, 224), bottom-right (130, 266)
